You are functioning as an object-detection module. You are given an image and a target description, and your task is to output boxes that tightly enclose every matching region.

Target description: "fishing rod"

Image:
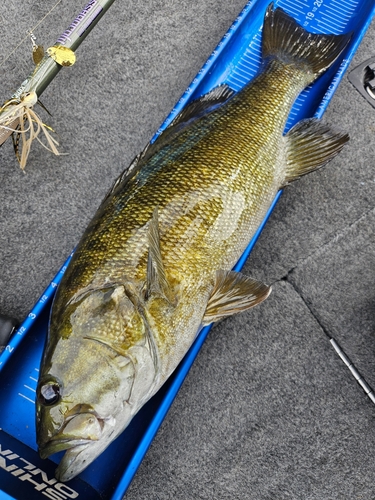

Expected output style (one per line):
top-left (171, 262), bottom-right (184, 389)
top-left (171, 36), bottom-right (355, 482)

top-left (0, 0), bottom-right (117, 149)
top-left (0, 0), bottom-right (117, 346)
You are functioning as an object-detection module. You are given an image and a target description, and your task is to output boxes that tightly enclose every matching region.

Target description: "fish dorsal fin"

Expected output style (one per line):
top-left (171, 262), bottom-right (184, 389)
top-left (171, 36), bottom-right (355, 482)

top-left (202, 270), bottom-right (271, 326)
top-left (283, 119), bottom-right (349, 186)
top-left (101, 153), bottom-right (142, 205)
top-left (146, 207), bottom-right (174, 304)
top-left (102, 85), bottom-right (234, 204)
top-left (168, 84), bottom-right (234, 128)
top-left (139, 84), bottom-right (234, 165)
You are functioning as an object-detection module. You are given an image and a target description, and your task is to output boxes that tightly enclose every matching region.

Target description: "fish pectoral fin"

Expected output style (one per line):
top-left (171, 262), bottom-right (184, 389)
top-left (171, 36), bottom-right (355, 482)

top-left (283, 118), bottom-right (349, 186)
top-left (146, 207), bottom-right (175, 304)
top-left (202, 270), bottom-right (271, 326)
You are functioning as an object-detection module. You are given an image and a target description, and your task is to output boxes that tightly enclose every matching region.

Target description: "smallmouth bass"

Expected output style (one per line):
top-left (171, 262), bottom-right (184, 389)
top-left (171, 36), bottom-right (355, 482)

top-left (36, 3), bottom-right (351, 482)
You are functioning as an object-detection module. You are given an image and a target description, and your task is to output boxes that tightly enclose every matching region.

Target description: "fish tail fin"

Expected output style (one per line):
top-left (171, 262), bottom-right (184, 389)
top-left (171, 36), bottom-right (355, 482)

top-left (262, 3), bottom-right (352, 82)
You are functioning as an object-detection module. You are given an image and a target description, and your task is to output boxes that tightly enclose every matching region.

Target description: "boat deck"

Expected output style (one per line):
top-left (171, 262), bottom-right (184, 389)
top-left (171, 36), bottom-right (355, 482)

top-left (1, 0), bottom-right (375, 498)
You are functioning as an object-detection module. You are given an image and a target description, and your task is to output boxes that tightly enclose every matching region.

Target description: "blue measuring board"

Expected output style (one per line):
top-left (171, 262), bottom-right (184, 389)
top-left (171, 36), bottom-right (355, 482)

top-left (1, 0), bottom-right (375, 498)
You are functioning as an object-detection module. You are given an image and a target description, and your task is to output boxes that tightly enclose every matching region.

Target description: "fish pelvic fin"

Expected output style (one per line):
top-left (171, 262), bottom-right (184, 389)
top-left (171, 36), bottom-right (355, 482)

top-left (263, 3), bottom-right (352, 82)
top-left (202, 270), bottom-right (271, 326)
top-left (146, 207), bottom-right (175, 305)
top-left (283, 118), bottom-right (349, 186)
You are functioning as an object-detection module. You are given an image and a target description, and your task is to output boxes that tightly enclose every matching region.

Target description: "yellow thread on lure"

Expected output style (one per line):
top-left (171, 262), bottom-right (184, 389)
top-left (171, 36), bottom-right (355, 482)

top-left (0, 91), bottom-right (62, 170)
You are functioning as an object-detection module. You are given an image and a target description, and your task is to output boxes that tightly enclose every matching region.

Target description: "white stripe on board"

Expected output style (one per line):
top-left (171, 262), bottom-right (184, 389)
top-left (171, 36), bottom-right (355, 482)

top-left (324, 6), bottom-right (351, 22)
top-left (24, 384), bottom-right (36, 392)
top-left (235, 65), bottom-right (256, 80)
top-left (320, 17), bottom-right (347, 30)
top-left (18, 392), bottom-right (35, 404)
top-left (227, 73), bottom-right (249, 87)
top-left (317, 19), bottom-right (341, 34)
top-left (237, 60), bottom-right (259, 74)
top-left (291, 0), bottom-right (309, 8)
top-left (332, 0), bottom-right (358, 10)
top-left (329, 2), bottom-right (356, 15)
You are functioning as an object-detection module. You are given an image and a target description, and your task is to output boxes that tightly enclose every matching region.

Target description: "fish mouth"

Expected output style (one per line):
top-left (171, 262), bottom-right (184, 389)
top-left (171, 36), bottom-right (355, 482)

top-left (38, 411), bottom-right (119, 481)
top-left (55, 443), bottom-right (92, 482)
top-left (38, 411), bottom-right (104, 460)
top-left (39, 436), bottom-right (94, 460)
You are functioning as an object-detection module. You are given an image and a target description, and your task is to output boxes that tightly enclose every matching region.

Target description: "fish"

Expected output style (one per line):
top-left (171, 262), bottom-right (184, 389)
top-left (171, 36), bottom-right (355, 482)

top-left (36, 3), bottom-right (351, 482)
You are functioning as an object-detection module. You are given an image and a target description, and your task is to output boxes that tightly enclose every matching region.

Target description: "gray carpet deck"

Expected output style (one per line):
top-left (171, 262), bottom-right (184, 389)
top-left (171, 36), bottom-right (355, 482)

top-left (1, 1), bottom-right (375, 498)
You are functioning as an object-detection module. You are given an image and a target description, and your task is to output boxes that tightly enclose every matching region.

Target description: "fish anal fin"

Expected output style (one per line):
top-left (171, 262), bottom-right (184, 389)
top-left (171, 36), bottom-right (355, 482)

top-left (147, 207), bottom-right (175, 305)
top-left (202, 270), bottom-right (271, 326)
top-left (283, 118), bottom-right (349, 186)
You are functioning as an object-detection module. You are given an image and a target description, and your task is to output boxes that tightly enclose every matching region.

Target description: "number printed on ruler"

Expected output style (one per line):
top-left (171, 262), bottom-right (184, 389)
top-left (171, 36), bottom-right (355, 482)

top-left (304, 0), bottom-right (324, 27)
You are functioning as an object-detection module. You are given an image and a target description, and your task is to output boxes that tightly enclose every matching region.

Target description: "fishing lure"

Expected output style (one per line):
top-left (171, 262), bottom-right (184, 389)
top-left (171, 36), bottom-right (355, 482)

top-left (47, 45), bottom-right (76, 67)
top-left (0, 91), bottom-right (62, 170)
top-left (30, 32), bottom-right (45, 65)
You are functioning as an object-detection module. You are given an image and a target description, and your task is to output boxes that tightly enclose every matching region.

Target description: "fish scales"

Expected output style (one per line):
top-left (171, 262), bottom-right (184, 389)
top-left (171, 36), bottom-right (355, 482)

top-left (61, 61), bottom-right (310, 297)
top-left (36, 4), bottom-right (351, 482)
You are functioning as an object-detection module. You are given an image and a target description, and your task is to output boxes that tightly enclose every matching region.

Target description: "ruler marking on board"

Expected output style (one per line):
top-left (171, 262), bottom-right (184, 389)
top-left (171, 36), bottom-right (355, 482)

top-left (241, 55), bottom-right (260, 70)
top-left (331, 1), bottom-right (357, 13)
top-left (238, 56), bottom-right (259, 71)
top-left (228, 74), bottom-right (248, 88)
top-left (18, 393), bottom-right (35, 404)
top-left (23, 385), bottom-right (36, 393)
top-left (235, 66), bottom-right (255, 79)
top-left (278, 0), bottom-right (306, 15)
top-left (322, 9), bottom-right (349, 25)
top-left (324, 8), bottom-right (351, 23)
top-left (242, 50), bottom-right (261, 61)
top-left (325, 5), bottom-right (354, 18)
top-left (292, 0), bottom-right (309, 8)
top-left (332, 0), bottom-right (358, 9)
top-left (282, 5), bottom-right (305, 18)
top-left (237, 60), bottom-right (258, 73)
top-left (317, 19), bottom-right (341, 33)
top-left (319, 19), bottom-right (345, 31)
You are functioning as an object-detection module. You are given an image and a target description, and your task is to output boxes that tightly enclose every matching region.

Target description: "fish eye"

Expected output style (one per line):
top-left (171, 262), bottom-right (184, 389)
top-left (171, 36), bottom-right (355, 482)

top-left (37, 378), bottom-right (61, 406)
